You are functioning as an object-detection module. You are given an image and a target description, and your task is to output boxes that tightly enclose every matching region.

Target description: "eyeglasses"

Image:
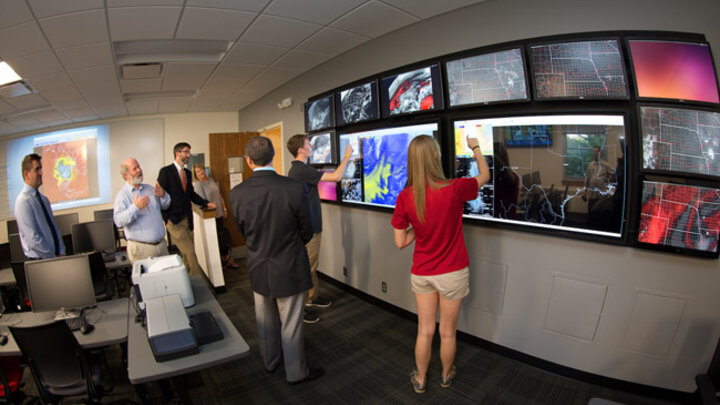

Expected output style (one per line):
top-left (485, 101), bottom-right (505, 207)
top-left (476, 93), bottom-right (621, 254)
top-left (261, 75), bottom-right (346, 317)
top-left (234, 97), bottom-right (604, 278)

top-left (179, 149), bottom-right (191, 154)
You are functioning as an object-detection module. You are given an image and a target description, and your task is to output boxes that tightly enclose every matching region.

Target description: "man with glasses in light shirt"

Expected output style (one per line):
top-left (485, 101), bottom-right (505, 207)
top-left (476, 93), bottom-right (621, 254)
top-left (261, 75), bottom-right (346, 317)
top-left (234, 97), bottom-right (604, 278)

top-left (113, 158), bottom-right (171, 263)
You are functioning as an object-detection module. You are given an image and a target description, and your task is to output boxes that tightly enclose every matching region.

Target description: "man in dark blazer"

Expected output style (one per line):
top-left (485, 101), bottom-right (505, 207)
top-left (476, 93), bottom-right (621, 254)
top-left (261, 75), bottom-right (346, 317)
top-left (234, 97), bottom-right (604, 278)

top-left (230, 136), bottom-right (323, 384)
top-left (157, 142), bottom-right (215, 275)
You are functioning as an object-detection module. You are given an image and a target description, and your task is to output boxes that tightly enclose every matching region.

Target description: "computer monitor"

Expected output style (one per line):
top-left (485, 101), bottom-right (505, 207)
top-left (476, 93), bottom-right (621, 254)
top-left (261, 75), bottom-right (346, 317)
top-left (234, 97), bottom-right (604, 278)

top-left (6, 219), bottom-right (18, 236)
top-left (93, 208), bottom-right (114, 221)
top-left (71, 219), bottom-right (116, 254)
top-left (25, 254), bottom-right (96, 318)
top-left (53, 213), bottom-right (79, 236)
top-left (8, 233), bottom-right (28, 262)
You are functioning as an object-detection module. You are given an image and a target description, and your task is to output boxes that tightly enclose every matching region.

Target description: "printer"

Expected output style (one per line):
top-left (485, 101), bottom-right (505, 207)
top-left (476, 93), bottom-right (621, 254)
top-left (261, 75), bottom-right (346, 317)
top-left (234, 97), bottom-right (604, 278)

top-left (145, 294), bottom-right (198, 362)
top-left (131, 254), bottom-right (195, 308)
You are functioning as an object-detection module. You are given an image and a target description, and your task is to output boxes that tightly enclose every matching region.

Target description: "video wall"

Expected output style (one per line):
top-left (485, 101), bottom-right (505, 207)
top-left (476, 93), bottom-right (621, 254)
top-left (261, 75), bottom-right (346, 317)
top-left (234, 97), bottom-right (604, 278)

top-left (303, 31), bottom-right (720, 258)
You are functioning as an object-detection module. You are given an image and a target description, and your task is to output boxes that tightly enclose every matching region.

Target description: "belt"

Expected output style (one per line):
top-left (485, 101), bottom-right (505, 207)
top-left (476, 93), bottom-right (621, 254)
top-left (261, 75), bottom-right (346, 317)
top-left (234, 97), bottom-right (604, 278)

top-left (127, 239), bottom-right (164, 246)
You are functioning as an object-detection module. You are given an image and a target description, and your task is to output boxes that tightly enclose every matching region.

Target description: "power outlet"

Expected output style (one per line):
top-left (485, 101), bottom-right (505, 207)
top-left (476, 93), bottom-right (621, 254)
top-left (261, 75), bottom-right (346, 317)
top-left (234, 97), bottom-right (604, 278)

top-left (381, 281), bottom-right (387, 293)
top-left (343, 266), bottom-right (348, 276)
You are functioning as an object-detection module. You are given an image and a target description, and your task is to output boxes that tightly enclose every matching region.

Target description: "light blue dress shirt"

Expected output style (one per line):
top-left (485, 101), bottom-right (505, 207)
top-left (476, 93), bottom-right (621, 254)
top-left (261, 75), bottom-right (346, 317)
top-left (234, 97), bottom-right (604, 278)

top-left (113, 182), bottom-right (171, 243)
top-left (14, 184), bottom-right (66, 259)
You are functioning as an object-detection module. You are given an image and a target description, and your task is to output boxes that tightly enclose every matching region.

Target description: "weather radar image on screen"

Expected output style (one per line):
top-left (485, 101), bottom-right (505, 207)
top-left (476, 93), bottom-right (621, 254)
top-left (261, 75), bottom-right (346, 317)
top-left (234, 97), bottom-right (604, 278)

top-left (455, 115), bottom-right (626, 237)
top-left (336, 81), bottom-right (379, 126)
top-left (304, 95), bottom-right (333, 132)
top-left (308, 132), bottom-right (334, 165)
top-left (641, 107), bottom-right (720, 177)
top-left (639, 181), bottom-right (720, 254)
top-left (446, 48), bottom-right (528, 106)
top-left (531, 40), bottom-right (628, 99)
top-left (381, 65), bottom-right (442, 117)
top-left (339, 123), bottom-right (438, 208)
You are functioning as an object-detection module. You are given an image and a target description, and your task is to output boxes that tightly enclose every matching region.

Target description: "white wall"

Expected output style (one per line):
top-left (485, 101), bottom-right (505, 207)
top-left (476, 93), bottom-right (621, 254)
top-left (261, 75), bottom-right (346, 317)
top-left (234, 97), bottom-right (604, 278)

top-left (236, 0), bottom-right (720, 392)
top-left (0, 112), bottom-right (238, 243)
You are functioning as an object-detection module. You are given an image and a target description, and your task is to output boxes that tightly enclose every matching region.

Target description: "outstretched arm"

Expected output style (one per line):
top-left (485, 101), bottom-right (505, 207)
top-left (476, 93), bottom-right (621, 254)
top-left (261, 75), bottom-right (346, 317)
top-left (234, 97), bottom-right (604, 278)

top-left (466, 136), bottom-right (491, 187)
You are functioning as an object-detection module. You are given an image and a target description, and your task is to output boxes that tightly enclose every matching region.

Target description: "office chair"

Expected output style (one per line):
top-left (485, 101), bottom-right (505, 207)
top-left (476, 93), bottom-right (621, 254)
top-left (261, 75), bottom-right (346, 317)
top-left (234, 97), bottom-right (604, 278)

top-left (9, 262), bottom-right (30, 312)
top-left (694, 337), bottom-right (720, 404)
top-left (9, 321), bottom-right (113, 404)
top-left (87, 252), bottom-right (115, 302)
top-left (0, 356), bottom-right (26, 405)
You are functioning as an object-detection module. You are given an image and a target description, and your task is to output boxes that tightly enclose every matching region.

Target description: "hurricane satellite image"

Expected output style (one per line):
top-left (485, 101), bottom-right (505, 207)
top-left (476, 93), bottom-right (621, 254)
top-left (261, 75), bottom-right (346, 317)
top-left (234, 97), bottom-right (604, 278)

top-left (306, 96), bottom-right (332, 131)
top-left (309, 132), bottom-right (332, 165)
top-left (385, 67), bottom-right (434, 115)
top-left (41, 139), bottom-right (89, 203)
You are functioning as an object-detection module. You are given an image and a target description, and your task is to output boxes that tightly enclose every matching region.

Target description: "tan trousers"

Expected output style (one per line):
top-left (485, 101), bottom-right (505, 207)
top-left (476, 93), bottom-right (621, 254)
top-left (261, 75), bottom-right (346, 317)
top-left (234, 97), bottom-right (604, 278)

top-left (126, 239), bottom-right (168, 263)
top-left (165, 217), bottom-right (202, 276)
top-left (305, 233), bottom-right (321, 303)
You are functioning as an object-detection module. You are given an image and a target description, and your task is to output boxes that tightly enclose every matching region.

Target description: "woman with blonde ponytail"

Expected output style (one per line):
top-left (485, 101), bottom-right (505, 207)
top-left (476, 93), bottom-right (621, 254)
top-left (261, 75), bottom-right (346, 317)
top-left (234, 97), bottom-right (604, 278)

top-left (391, 134), bottom-right (490, 394)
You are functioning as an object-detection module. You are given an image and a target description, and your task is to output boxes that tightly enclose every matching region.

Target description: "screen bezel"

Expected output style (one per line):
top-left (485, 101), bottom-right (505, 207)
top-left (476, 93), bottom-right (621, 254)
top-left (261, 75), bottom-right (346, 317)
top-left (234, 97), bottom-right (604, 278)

top-left (308, 130), bottom-right (338, 166)
top-left (626, 36), bottom-right (720, 107)
top-left (528, 36), bottom-right (630, 101)
top-left (635, 175), bottom-right (720, 259)
top-left (380, 63), bottom-right (444, 119)
top-left (444, 45), bottom-right (531, 108)
top-left (25, 253), bottom-right (97, 313)
top-left (334, 79), bottom-right (380, 127)
top-left (637, 103), bottom-right (720, 182)
top-left (304, 93), bottom-right (335, 133)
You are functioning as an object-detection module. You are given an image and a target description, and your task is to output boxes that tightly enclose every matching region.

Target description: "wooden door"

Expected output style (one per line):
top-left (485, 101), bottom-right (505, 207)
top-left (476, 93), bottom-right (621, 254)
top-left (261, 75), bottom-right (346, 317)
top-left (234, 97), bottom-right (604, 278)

top-left (209, 132), bottom-right (258, 247)
top-left (259, 125), bottom-right (284, 174)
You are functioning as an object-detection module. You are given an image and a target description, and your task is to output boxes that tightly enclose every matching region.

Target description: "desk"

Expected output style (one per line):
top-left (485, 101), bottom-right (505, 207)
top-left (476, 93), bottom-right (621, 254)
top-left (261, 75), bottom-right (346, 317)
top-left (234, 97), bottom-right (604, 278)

top-left (0, 298), bottom-right (130, 355)
top-left (0, 267), bottom-right (15, 287)
top-left (127, 275), bottom-right (249, 384)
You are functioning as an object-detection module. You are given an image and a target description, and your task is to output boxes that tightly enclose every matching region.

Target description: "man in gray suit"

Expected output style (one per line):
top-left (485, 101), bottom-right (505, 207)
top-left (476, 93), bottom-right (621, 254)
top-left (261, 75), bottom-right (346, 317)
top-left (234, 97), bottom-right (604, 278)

top-left (229, 136), bottom-right (323, 384)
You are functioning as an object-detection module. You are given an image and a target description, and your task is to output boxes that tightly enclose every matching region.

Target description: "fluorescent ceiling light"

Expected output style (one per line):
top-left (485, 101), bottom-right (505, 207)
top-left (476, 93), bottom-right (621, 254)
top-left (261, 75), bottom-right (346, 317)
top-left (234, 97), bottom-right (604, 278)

top-left (114, 40), bottom-right (232, 64)
top-left (0, 61), bottom-right (22, 86)
top-left (124, 90), bottom-right (197, 101)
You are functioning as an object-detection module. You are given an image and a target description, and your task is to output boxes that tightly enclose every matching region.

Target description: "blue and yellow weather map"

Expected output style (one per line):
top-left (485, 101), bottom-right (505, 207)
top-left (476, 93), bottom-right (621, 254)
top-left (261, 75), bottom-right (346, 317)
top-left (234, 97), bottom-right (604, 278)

top-left (362, 132), bottom-right (410, 205)
top-left (53, 156), bottom-right (77, 185)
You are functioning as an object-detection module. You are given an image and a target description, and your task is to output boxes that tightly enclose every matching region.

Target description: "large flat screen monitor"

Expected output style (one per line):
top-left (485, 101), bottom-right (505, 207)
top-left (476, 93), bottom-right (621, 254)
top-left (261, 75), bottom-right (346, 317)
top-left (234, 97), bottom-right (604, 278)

top-left (628, 40), bottom-right (720, 104)
top-left (454, 114), bottom-right (626, 238)
top-left (335, 80), bottom-right (379, 126)
top-left (93, 208), bottom-right (114, 221)
top-left (53, 212), bottom-right (79, 236)
top-left (640, 106), bottom-right (720, 178)
top-left (25, 254), bottom-right (97, 315)
top-left (339, 122), bottom-right (439, 208)
top-left (71, 219), bottom-right (116, 253)
top-left (530, 39), bottom-right (629, 100)
top-left (638, 180), bottom-right (720, 257)
top-left (445, 47), bottom-right (529, 106)
top-left (380, 64), bottom-right (443, 118)
top-left (308, 131), bottom-right (336, 166)
top-left (304, 95), bottom-right (334, 132)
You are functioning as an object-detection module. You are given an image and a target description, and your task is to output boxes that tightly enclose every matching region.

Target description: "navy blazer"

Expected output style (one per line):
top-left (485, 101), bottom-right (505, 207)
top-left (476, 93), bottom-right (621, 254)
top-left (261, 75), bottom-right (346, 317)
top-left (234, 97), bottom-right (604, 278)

top-left (230, 170), bottom-right (314, 298)
top-left (157, 163), bottom-right (209, 230)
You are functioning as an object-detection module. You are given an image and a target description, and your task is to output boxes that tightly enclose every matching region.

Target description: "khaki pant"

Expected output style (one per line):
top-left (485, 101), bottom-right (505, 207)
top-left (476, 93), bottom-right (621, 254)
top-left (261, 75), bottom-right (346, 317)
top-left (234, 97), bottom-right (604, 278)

top-left (127, 239), bottom-right (169, 263)
top-left (305, 233), bottom-right (321, 303)
top-left (166, 217), bottom-right (202, 276)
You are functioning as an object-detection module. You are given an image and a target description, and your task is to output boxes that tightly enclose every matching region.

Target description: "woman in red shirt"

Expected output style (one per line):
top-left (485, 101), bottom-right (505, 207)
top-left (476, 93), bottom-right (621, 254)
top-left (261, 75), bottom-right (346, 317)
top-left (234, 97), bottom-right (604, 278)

top-left (392, 135), bottom-right (490, 393)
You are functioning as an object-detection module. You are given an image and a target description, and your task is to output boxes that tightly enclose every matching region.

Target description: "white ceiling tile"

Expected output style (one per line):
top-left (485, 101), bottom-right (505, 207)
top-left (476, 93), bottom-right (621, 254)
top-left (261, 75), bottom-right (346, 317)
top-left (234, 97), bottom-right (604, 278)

top-left (5, 51), bottom-right (63, 79)
top-left (158, 98), bottom-right (192, 113)
top-left (0, 22), bottom-right (50, 60)
top-left (197, 83), bottom-right (241, 101)
top-left (177, 7), bottom-right (256, 41)
top-left (0, 121), bottom-right (20, 135)
top-left (272, 49), bottom-right (331, 70)
top-left (39, 9), bottom-right (108, 49)
top-left (164, 62), bottom-right (215, 82)
top-left (223, 43), bottom-right (288, 65)
top-left (296, 27), bottom-right (367, 55)
top-left (203, 78), bottom-right (248, 91)
top-left (265, 0), bottom-right (367, 25)
top-left (126, 99), bottom-right (159, 115)
top-left (240, 15), bottom-right (321, 48)
top-left (28, 0), bottom-right (104, 19)
top-left (68, 66), bottom-right (123, 102)
top-left (6, 93), bottom-right (50, 110)
top-left (223, 99), bottom-right (253, 111)
top-left (70, 115), bottom-right (101, 123)
top-left (241, 66), bottom-right (302, 94)
top-left (51, 98), bottom-right (92, 110)
top-left (0, 100), bottom-right (16, 115)
top-left (5, 116), bottom-right (45, 131)
top-left (382, 0), bottom-right (484, 19)
top-left (331, 1), bottom-right (418, 38)
top-left (186, 0), bottom-right (271, 13)
top-left (27, 72), bottom-right (84, 102)
top-left (0, 1), bottom-right (34, 30)
top-left (31, 109), bottom-right (71, 126)
top-left (62, 105), bottom-right (98, 118)
top-left (121, 78), bottom-right (163, 93)
top-left (56, 42), bottom-right (114, 70)
top-left (212, 63), bottom-right (263, 80)
top-left (108, 0), bottom-right (183, 6)
top-left (93, 101), bottom-right (128, 118)
top-left (108, 7), bottom-right (182, 41)
top-left (228, 87), bottom-right (266, 102)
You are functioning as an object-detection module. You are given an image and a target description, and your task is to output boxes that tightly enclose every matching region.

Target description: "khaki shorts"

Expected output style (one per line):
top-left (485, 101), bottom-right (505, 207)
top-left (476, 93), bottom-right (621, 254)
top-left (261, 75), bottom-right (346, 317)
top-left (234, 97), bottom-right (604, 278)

top-left (410, 267), bottom-right (470, 300)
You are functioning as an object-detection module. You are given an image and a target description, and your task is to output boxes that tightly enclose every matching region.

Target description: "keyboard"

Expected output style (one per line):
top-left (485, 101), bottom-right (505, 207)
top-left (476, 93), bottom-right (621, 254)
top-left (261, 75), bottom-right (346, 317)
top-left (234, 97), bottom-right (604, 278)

top-left (65, 317), bottom-right (82, 331)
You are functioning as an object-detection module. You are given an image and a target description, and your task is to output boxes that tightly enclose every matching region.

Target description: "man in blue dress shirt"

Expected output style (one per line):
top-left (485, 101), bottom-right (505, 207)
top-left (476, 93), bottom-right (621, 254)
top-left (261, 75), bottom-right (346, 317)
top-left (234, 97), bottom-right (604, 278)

top-left (113, 158), bottom-right (171, 263)
top-left (14, 153), bottom-right (65, 259)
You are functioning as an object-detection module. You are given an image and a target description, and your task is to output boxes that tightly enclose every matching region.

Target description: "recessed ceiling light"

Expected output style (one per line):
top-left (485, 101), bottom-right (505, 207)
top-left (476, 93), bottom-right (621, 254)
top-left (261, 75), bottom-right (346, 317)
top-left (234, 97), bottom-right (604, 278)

top-left (0, 61), bottom-right (22, 86)
top-left (114, 40), bottom-right (232, 64)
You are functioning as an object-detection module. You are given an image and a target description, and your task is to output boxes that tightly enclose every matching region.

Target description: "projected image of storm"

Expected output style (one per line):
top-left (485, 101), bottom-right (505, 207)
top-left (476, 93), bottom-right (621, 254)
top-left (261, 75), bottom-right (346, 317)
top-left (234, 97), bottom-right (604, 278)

top-left (386, 67), bottom-right (434, 115)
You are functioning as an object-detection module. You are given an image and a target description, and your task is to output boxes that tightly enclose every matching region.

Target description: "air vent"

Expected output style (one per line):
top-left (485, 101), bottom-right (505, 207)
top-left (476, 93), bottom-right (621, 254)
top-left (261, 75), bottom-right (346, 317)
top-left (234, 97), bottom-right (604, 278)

top-left (121, 63), bottom-right (163, 80)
